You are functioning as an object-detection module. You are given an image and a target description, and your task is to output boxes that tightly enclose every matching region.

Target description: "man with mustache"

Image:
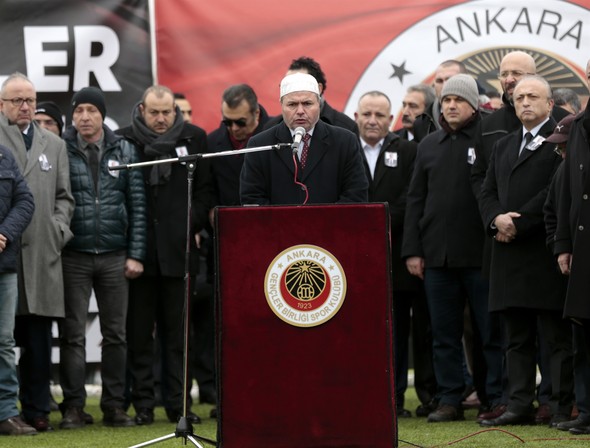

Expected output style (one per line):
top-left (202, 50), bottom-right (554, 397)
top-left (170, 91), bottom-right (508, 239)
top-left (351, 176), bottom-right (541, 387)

top-left (396, 84), bottom-right (436, 142)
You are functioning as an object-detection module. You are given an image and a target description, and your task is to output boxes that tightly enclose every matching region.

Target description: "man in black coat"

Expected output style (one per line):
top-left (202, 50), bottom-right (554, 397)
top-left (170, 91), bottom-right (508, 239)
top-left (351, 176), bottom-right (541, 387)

top-left (240, 73), bottom-right (368, 205)
top-left (554, 59), bottom-right (590, 434)
top-left (402, 74), bottom-right (503, 423)
top-left (355, 90), bottom-right (436, 417)
top-left (472, 50), bottom-right (571, 424)
top-left (479, 75), bottom-right (573, 427)
top-left (117, 85), bottom-right (212, 426)
top-left (208, 84), bottom-right (270, 207)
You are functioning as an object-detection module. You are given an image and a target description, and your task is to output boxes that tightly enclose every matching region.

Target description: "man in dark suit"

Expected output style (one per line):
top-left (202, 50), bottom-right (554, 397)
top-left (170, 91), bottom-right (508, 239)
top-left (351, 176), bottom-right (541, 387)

top-left (240, 72), bottom-right (368, 205)
top-left (479, 75), bottom-right (573, 427)
top-left (402, 74), bottom-right (503, 423)
top-left (355, 90), bottom-right (436, 418)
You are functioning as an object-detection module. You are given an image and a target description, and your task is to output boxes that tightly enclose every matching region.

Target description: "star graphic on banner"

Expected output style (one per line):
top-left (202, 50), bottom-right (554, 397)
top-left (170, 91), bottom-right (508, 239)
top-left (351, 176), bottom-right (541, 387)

top-left (389, 61), bottom-right (412, 83)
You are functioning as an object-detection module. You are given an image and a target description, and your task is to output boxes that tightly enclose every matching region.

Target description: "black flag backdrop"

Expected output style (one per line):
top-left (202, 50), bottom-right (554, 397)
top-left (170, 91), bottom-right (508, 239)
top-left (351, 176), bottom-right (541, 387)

top-left (0, 0), bottom-right (153, 129)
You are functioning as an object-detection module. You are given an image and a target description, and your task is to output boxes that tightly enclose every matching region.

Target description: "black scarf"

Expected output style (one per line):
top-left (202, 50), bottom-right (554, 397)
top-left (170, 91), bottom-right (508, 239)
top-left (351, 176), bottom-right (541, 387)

top-left (130, 103), bottom-right (185, 185)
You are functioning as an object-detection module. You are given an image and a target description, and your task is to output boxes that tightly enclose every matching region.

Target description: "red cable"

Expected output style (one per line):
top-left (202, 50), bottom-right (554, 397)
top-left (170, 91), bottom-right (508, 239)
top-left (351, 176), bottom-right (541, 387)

top-left (292, 152), bottom-right (309, 205)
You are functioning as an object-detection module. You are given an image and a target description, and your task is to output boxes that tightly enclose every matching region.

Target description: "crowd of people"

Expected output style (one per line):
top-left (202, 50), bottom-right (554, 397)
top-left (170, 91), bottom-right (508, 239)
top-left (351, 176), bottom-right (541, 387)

top-left (0, 51), bottom-right (589, 440)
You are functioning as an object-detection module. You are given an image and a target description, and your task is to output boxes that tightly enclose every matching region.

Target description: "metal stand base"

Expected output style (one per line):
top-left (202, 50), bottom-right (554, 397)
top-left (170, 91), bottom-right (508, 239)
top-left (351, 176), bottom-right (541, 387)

top-left (129, 417), bottom-right (214, 448)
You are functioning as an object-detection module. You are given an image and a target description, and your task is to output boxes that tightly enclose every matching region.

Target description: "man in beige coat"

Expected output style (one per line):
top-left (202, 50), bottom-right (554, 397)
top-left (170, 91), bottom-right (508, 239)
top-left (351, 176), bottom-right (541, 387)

top-left (0, 72), bottom-right (74, 431)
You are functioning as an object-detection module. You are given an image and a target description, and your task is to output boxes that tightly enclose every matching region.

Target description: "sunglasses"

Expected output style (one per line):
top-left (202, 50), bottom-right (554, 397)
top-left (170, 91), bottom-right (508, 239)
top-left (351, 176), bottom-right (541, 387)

top-left (222, 118), bottom-right (248, 127)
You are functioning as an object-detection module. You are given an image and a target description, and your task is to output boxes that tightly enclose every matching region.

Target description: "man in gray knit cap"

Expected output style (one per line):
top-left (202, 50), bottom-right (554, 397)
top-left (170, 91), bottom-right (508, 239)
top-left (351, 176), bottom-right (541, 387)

top-left (402, 73), bottom-right (503, 423)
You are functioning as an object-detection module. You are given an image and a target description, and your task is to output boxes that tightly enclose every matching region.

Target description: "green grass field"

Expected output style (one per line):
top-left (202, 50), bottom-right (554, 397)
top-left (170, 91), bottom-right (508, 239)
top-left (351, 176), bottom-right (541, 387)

top-left (5, 389), bottom-right (590, 447)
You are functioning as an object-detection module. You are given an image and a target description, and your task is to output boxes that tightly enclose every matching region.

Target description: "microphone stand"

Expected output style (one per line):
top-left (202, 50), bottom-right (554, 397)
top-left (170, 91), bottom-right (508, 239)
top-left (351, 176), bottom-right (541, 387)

top-left (112, 142), bottom-right (290, 448)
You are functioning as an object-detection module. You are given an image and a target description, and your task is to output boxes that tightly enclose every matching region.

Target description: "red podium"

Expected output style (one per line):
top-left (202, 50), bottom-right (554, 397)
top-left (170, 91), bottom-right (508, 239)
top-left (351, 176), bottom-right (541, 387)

top-left (215, 203), bottom-right (397, 447)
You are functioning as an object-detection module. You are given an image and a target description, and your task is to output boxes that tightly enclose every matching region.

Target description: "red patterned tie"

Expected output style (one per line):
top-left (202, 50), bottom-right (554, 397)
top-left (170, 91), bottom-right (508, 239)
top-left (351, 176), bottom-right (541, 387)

top-left (300, 133), bottom-right (311, 169)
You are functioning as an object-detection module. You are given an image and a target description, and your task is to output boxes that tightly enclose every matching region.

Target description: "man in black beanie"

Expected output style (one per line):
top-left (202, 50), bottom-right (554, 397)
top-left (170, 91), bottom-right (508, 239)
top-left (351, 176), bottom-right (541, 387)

top-left (34, 101), bottom-right (64, 137)
top-left (59, 86), bottom-right (147, 429)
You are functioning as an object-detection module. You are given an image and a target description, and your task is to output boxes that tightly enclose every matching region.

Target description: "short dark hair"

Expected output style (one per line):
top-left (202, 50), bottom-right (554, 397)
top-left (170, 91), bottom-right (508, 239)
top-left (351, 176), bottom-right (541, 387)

top-left (288, 56), bottom-right (327, 93)
top-left (553, 88), bottom-right (581, 114)
top-left (222, 84), bottom-right (259, 113)
top-left (174, 92), bottom-right (187, 100)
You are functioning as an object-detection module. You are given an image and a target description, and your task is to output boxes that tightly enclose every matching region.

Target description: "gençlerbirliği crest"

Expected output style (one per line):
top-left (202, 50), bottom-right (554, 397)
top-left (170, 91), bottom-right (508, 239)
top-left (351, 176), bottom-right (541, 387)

top-left (264, 245), bottom-right (347, 327)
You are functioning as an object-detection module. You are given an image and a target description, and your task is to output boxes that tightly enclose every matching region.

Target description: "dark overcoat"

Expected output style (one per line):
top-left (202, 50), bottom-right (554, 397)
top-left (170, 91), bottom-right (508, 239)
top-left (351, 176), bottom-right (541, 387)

top-left (480, 119), bottom-right (565, 312)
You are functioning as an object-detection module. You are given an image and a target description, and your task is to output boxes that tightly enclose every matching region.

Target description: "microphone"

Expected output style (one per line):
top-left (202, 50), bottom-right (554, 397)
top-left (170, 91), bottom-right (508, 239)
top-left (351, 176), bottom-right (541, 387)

top-left (291, 127), bottom-right (306, 153)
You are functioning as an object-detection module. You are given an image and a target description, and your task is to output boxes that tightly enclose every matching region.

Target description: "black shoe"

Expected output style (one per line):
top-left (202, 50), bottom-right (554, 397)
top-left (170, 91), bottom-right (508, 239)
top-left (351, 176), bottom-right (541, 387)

top-left (82, 410), bottom-right (94, 424)
top-left (0, 416), bottom-right (37, 436)
top-left (427, 404), bottom-right (464, 423)
top-left (59, 407), bottom-right (86, 430)
top-left (480, 410), bottom-right (535, 427)
top-left (135, 408), bottom-right (154, 425)
top-left (570, 425), bottom-right (590, 435)
top-left (557, 415), bottom-right (590, 431)
top-left (549, 413), bottom-right (572, 428)
top-left (103, 407), bottom-right (136, 427)
top-left (416, 400), bottom-right (437, 417)
top-left (166, 409), bottom-right (201, 425)
top-left (210, 408), bottom-right (217, 419)
top-left (397, 408), bottom-right (412, 418)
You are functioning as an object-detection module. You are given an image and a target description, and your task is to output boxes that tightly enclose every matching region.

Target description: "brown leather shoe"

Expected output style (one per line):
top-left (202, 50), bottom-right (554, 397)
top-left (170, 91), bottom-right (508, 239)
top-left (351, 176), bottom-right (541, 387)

top-left (60, 407), bottom-right (86, 429)
top-left (535, 403), bottom-right (552, 424)
top-left (24, 416), bottom-right (54, 432)
top-left (427, 404), bottom-right (464, 423)
top-left (477, 404), bottom-right (507, 422)
top-left (0, 416), bottom-right (37, 436)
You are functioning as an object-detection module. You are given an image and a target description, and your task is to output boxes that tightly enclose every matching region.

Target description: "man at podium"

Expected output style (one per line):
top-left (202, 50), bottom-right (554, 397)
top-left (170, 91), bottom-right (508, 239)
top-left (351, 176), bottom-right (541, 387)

top-left (239, 72), bottom-right (368, 205)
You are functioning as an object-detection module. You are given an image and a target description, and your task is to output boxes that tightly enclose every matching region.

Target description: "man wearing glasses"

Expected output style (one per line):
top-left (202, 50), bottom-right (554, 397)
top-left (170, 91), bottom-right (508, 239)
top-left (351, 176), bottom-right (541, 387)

top-left (0, 72), bottom-right (74, 432)
top-left (208, 84), bottom-right (270, 207)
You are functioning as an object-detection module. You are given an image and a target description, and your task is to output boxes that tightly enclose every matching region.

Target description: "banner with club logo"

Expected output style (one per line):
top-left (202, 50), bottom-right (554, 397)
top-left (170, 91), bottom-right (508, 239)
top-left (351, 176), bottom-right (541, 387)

top-left (155, 0), bottom-right (590, 132)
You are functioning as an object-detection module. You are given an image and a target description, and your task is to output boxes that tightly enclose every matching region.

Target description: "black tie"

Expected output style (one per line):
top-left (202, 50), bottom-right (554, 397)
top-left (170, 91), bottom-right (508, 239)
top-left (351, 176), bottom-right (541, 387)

top-left (22, 129), bottom-right (32, 150)
top-left (520, 132), bottom-right (533, 156)
top-left (88, 144), bottom-right (100, 190)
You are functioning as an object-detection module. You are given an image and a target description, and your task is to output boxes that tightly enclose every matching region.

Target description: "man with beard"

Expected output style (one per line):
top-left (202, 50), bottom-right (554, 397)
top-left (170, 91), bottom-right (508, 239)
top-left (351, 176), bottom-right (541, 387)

top-left (117, 85), bottom-right (212, 426)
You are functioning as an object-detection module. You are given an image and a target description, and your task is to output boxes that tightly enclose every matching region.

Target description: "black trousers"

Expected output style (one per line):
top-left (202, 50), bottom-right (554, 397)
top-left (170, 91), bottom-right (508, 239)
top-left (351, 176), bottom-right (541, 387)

top-left (127, 275), bottom-right (186, 412)
top-left (503, 308), bottom-right (574, 415)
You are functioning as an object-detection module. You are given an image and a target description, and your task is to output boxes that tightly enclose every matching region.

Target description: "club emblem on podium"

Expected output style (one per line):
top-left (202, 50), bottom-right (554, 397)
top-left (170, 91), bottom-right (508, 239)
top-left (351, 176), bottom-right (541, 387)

top-left (265, 244), bottom-right (347, 327)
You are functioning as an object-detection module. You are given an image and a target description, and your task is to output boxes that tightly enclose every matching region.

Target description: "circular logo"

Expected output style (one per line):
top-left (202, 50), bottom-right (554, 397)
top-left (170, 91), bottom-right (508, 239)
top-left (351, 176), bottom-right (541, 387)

top-left (344, 0), bottom-right (590, 126)
top-left (265, 245), bottom-right (347, 327)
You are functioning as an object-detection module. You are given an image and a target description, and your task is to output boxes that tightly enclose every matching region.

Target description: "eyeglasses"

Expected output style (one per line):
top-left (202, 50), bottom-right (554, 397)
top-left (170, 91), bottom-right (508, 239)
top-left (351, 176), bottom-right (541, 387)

top-left (2, 97), bottom-right (37, 107)
top-left (497, 70), bottom-right (532, 80)
top-left (222, 118), bottom-right (248, 127)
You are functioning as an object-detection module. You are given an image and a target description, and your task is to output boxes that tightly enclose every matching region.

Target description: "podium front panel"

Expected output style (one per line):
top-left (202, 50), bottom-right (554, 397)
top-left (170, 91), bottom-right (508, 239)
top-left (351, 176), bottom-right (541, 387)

top-left (215, 203), bottom-right (396, 447)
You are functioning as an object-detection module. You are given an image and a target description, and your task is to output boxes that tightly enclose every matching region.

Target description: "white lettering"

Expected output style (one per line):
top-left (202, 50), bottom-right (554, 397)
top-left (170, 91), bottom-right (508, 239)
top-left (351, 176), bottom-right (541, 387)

top-left (73, 26), bottom-right (121, 91)
top-left (24, 26), bottom-right (69, 91)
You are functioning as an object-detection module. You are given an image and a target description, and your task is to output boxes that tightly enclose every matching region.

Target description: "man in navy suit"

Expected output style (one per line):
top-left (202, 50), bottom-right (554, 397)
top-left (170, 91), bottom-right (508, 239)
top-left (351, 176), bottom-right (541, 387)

top-left (240, 73), bottom-right (368, 205)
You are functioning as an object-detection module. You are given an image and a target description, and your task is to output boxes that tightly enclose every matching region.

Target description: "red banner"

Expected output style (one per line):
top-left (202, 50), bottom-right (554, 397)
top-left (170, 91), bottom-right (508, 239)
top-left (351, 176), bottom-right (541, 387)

top-left (155, 0), bottom-right (590, 132)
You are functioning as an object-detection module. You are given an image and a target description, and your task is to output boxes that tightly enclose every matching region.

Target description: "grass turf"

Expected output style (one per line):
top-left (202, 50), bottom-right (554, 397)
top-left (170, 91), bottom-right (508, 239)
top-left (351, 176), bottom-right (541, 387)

top-left (5, 389), bottom-right (590, 447)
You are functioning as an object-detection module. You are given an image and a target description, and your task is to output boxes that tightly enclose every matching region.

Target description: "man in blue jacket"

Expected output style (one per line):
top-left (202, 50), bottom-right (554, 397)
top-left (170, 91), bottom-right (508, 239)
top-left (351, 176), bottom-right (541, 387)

top-left (0, 145), bottom-right (35, 435)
